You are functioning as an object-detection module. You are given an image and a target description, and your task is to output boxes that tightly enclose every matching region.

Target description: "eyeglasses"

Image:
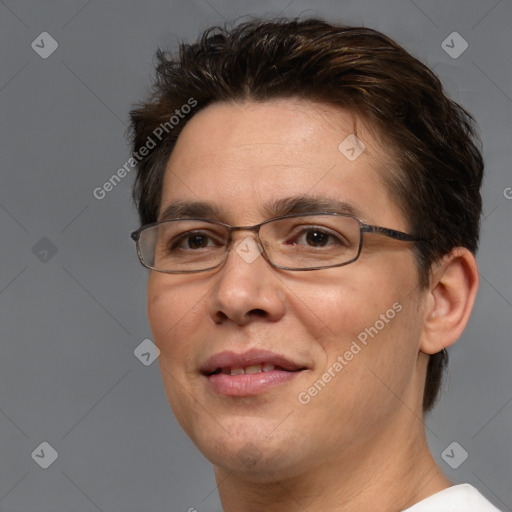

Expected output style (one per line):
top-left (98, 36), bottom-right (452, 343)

top-left (130, 212), bottom-right (426, 274)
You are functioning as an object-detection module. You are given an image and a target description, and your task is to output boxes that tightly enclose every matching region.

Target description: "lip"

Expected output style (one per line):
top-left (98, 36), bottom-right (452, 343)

top-left (201, 349), bottom-right (308, 397)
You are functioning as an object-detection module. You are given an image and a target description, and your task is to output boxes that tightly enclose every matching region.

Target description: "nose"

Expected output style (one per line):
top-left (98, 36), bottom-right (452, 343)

top-left (208, 236), bottom-right (286, 325)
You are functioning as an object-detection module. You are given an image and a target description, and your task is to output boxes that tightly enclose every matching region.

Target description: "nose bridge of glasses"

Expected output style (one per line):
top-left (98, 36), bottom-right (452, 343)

top-left (214, 223), bottom-right (268, 270)
top-left (227, 224), bottom-right (264, 246)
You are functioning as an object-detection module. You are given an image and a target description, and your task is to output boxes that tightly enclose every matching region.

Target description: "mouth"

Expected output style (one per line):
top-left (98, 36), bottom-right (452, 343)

top-left (205, 363), bottom-right (304, 376)
top-left (201, 350), bottom-right (308, 396)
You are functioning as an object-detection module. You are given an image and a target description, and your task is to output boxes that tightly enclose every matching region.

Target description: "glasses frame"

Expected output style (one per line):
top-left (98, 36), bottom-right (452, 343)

top-left (130, 212), bottom-right (428, 274)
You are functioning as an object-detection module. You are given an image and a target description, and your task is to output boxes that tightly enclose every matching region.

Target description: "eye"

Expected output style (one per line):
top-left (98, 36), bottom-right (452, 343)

top-left (286, 226), bottom-right (348, 248)
top-left (169, 230), bottom-right (224, 250)
top-left (303, 229), bottom-right (331, 247)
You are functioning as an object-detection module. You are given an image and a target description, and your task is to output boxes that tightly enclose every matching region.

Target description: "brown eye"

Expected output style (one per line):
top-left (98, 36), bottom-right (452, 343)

top-left (186, 234), bottom-right (210, 249)
top-left (285, 227), bottom-right (348, 248)
top-left (170, 231), bottom-right (221, 251)
top-left (305, 230), bottom-right (331, 247)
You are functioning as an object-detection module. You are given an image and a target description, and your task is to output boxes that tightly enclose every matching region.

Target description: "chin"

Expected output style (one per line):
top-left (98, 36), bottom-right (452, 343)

top-left (189, 420), bottom-right (310, 481)
top-left (210, 447), bottom-right (306, 483)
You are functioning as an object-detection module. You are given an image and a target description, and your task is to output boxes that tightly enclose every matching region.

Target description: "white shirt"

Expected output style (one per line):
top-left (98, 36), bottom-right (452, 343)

top-left (403, 483), bottom-right (502, 511)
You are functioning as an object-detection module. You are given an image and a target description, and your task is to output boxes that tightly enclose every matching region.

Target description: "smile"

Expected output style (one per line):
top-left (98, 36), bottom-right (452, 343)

top-left (211, 363), bottom-right (297, 375)
top-left (201, 349), bottom-right (307, 396)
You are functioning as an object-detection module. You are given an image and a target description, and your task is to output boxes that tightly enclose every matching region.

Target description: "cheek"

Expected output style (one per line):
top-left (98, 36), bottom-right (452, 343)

top-left (287, 270), bottom-right (419, 400)
top-left (284, 272), bottom-right (399, 353)
top-left (146, 278), bottom-right (203, 428)
top-left (146, 277), bottom-right (200, 358)
top-left (147, 285), bottom-right (172, 345)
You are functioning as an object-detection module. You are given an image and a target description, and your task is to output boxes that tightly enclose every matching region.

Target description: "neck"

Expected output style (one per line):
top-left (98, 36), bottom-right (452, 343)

top-left (214, 414), bottom-right (451, 512)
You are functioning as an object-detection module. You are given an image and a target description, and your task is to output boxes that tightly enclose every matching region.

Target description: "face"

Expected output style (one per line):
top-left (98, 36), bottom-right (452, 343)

top-left (147, 98), bottom-right (429, 481)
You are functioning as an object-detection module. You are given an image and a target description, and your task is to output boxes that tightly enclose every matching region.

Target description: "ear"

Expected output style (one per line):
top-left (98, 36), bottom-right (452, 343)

top-left (419, 248), bottom-right (479, 355)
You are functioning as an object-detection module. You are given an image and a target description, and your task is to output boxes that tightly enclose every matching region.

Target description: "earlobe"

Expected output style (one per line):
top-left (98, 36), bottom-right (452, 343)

top-left (419, 248), bottom-right (479, 355)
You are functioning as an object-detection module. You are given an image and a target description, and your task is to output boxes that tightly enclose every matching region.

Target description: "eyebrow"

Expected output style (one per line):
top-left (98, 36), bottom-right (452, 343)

top-left (158, 195), bottom-right (362, 222)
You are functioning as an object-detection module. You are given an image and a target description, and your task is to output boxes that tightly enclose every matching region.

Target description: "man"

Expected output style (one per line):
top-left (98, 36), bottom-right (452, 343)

top-left (129, 18), bottom-right (500, 511)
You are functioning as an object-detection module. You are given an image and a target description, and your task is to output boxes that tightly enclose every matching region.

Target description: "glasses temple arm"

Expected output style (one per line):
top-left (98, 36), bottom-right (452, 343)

top-left (361, 224), bottom-right (427, 242)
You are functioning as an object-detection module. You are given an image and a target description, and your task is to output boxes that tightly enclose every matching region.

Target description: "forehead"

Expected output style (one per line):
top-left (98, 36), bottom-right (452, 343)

top-left (160, 98), bottom-right (402, 227)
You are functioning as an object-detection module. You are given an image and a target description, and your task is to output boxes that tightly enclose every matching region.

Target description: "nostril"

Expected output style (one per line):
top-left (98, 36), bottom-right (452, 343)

top-left (213, 308), bottom-right (267, 324)
top-left (214, 311), bottom-right (229, 323)
top-left (249, 308), bottom-right (267, 317)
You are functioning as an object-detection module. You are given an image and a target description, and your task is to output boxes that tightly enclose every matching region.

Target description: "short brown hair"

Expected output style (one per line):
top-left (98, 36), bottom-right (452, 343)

top-left (129, 18), bottom-right (484, 412)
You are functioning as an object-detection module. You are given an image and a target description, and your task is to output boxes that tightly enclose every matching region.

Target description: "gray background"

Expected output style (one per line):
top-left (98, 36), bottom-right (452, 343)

top-left (1, 0), bottom-right (511, 511)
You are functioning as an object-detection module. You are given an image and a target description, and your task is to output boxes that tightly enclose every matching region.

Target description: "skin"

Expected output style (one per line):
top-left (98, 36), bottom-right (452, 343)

top-left (146, 98), bottom-right (479, 511)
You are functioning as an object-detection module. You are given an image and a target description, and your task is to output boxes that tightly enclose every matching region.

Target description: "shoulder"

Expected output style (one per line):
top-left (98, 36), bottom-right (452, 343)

top-left (402, 483), bottom-right (502, 511)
